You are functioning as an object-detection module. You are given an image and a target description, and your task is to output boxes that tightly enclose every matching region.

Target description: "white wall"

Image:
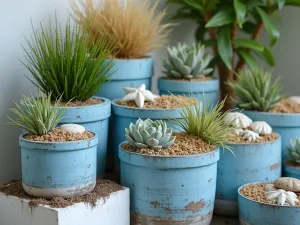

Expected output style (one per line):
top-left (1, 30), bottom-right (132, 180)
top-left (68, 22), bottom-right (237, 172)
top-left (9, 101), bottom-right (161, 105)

top-left (0, 1), bottom-right (299, 184)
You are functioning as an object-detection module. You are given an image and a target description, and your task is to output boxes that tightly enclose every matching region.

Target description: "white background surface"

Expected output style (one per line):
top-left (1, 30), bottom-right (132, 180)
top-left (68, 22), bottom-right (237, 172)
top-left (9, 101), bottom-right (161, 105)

top-left (0, 0), bottom-right (300, 183)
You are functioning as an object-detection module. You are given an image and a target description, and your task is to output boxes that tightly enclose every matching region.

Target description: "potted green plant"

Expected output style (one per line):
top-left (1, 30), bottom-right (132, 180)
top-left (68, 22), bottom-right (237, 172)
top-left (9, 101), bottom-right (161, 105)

top-left (227, 68), bottom-right (300, 166)
top-left (8, 94), bottom-right (98, 198)
top-left (284, 138), bottom-right (300, 179)
top-left (158, 42), bottom-right (219, 107)
top-left (72, 0), bottom-right (172, 100)
top-left (118, 98), bottom-right (233, 224)
top-left (21, 17), bottom-right (115, 177)
top-left (168, 0), bottom-right (300, 110)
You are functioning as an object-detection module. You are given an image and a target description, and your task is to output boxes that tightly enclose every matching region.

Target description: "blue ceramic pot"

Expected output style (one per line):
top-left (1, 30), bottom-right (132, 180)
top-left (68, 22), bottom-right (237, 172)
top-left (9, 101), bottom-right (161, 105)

top-left (158, 77), bottom-right (219, 107)
top-left (59, 97), bottom-right (111, 177)
top-left (244, 111), bottom-right (300, 161)
top-left (238, 182), bottom-right (300, 225)
top-left (96, 57), bottom-right (153, 100)
top-left (119, 142), bottom-right (220, 225)
top-left (215, 137), bottom-right (282, 216)
top-left (283, 160), bottom-right (300, 179)
top-left (20, 133), bottom-right (98, 198)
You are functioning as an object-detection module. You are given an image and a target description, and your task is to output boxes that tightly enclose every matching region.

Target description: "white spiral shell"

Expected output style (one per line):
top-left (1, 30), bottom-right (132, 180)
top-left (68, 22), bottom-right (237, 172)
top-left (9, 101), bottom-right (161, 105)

top-left (60, 124), bottom-right (86, 134)
top-left (224, 112), bottom-right (253, 129)
top-left (250, 121), bottom-right (272, 135)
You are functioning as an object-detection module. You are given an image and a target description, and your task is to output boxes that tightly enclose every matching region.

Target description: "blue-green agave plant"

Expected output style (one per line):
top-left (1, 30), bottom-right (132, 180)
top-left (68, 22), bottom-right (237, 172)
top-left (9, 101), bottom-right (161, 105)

top-left (287, 139), bottom-right (300, 164)
top-left (125, 118), bottom-right (176, 150)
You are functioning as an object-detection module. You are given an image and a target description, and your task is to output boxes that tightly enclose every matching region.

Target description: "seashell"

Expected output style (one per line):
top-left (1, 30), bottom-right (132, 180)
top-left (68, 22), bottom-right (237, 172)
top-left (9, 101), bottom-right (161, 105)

top-left (60, 124), bottom-right (86, 134)
top-left (224, 112), bottom-right (252, 129)
top-left (265, 183), bottom-right (277, 192)
top-left (265, 188), bottom-right (299, 206)
top-left (242, 130), bottom-right (260, 142)
top-left (250, 121), bottom-right (272, 135)
top-left (288, 96), bottom-right (300, 104)
top-left (274, 177), bottom-right (300, 192)
top-left (232, 128), bottom-right (244, 136)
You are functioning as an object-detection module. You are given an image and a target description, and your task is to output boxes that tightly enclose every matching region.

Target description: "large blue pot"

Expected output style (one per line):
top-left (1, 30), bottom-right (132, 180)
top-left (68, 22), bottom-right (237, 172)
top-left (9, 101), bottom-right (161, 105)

top-left (59, 97), bottom-right (111, 177)
top-left (215, 137), bottom-right (282, 216)
top-left (110, 100), bottom-right (190, 171)
top-left (238, 182), bottom-right (300, 225)
top-left (96, 57), bottom-right (153, 100)
top-left (244, 111), bottom-right (300, 160)
top-left (158, 77), bottom-right (219, 107)
top-left (283, 160), bottom-right (300, 179)
top-left (20, 133), bottom-right (98, 198)
top-left (119, 142), bottom-right (220, 225)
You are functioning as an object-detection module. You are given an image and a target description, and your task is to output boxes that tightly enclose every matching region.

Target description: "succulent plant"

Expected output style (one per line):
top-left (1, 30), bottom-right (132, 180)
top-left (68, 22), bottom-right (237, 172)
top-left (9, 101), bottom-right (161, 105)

top-left (287, 139), bottom-right (300, 164)
top-left (163, 42), bottom-right (213, 79)
top-left (227, 69), bottom-right (282, 111)
top-left (125, 118), bottom-right (176, 150)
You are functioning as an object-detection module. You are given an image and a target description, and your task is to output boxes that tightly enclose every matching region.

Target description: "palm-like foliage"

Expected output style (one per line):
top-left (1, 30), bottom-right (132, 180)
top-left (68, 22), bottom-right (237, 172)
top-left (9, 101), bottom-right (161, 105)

top-left (227, 68), bottom-right (282, 111)
top-left (8, 94), bottom-right (64, 136)
top-left (21, 18), bottom-right (115, 102)
top-left (174, 98), bottom-right (233, 150)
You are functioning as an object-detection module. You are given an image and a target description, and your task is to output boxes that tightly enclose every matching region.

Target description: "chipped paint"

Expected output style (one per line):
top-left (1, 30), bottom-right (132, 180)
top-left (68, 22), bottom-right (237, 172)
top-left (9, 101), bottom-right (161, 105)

top-left (151, 201), bottom-right (160, 208)
top-left (185, 200), bottom-right (205, 213)
top-left (270, 162), bottom-right (280, 171)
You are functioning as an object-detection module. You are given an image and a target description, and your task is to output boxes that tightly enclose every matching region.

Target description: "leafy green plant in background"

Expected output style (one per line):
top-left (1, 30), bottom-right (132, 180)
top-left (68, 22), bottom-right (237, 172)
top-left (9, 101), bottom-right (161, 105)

top-left (8, 94), bottom-right (64, 136)
top-left (287, 138), bottom-right (300, 164)
top-left (21, 17), bottom-right (115, 102)
top-left (168, 0), bottom-right (300, 110)
top-left (227, 68), bottom-right (282, 111)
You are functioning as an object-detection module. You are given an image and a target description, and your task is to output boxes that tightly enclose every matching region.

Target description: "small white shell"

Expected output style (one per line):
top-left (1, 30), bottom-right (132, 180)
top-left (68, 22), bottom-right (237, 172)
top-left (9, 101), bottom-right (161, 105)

top-left (60, 124), bottom-right (86, 134)
top-left (288, 96), bottom-right (300, 104)
top-left (250, 121), bottom-right (272, 135)
top-left (224, 112), bottom-right (252, 129)
top-left (242, 130), bottom-right (260, 142)
top-left (233, 128), bottom-right (244, 135)
top-left (265, 183), bottom-right (277, 192)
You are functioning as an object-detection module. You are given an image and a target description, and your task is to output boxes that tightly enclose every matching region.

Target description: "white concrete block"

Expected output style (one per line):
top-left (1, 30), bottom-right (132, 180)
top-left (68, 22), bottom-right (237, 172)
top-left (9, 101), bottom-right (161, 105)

top-left (0, 187), bottom-right (130, 225)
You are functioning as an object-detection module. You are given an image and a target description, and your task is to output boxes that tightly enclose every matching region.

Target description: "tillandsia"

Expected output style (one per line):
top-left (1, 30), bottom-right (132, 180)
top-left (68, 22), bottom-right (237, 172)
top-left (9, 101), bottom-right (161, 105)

top-left (163, 42), bottom-right (213, 79)
top-left (227, 68), bottom-right (282, 111)
top-left (21, 16), bottom-right (115, 102)
top-left (72, 0), bottom-right (172, 59)
top-left (125, 118), bottom-right (176, 150)
top-left (7, 94), bottom-right (64, 136)
top-left (287, 139), bottom-right (300, 164)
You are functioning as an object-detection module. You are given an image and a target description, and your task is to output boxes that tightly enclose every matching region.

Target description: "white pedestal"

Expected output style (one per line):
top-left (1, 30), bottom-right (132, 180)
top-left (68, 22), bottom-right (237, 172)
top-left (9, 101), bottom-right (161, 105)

top-left (0, 188), bottom-right (130, 225)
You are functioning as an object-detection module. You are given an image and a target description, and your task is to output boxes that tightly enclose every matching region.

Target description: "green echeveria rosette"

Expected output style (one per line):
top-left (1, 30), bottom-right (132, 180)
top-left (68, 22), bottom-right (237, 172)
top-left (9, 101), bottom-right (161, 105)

top-left (163, 42), bottom-right (213, 79)
top-left (125, 118), bottom-right (176, 150)
top-left (287, 139), bottom-right (300, 164)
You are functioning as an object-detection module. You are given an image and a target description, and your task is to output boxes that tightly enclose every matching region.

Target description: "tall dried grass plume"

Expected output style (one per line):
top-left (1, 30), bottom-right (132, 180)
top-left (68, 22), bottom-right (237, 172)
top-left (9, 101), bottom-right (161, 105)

top-left (72, 0), bottom-right (172, 59)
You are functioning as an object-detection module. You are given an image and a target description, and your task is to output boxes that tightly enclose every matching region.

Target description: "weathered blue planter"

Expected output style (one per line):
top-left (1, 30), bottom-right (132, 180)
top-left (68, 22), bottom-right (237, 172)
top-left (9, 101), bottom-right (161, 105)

top-left (158, 77), bottom-right (219, 107)
top-left (215, 137), bottom-right (282, 216)
top-left (110, 100), bottom-right (194, 171)
top-left (96, 57), bottom-right (153, 100)
top-left (283, 160), bottom-right (300, 179)
top-left (59, 97), bottom-right (111, 177)
top-left (20, 133), bottom-right (98, 198)
top-left (238, 182), bottom-right (300, 225)
top-left (244, 111), bottom-right (300, 161)
top-left (119, 142), bottom-right (220, 225)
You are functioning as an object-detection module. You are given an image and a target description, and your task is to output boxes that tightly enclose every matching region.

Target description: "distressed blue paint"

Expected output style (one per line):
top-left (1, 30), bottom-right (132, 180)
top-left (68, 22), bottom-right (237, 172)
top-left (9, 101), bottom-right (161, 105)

top-left (283, 161), bottom-right (300, 179)
top-left (238, 182), bottom-right (300, 225)
top-left (119, 143), bottom-right (220, 224)
top-left (158, 78), bottom-right (219, 107)
top-left (215, 138), bottom-right (282, 216)
top-left (59, 97), bottom-right (111, 177)
top-left (20, 133), bottom-right (97, 189)
top-left (96, 57), bottom-right (153, 100)
top-left (244, 111), bottom-right (300, 162)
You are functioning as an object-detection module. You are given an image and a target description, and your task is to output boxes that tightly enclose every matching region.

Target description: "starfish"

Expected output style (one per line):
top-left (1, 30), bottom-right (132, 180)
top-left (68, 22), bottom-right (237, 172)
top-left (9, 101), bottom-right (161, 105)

top-left (120, 84), bottom-right (159, 108)
top-left (265, 184), bottom-right (299, 206)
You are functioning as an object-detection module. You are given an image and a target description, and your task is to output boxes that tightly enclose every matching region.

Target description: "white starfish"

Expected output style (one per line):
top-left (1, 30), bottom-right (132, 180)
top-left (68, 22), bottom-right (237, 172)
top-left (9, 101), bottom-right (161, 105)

top-left (265, 185), bottom-right (299, 206)
top-left (120, 84), bottom-right (159, 108)
top-left (242, 130), bottom-right (261, 142)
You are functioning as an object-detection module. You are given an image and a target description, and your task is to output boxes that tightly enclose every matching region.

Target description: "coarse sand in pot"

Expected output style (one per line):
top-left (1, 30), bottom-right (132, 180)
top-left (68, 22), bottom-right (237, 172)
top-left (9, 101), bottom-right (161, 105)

top-left (162, 76), bottom-right (213, 81)
top-left (0, 180), bottom-right (123, 208)
top-left (268, 99), bottom-right (300, 113)
top-left (122, 132), bottom-right (217, 156)
top-left (24, 128), bottom-right (94, 142)
top-left (285, 160), bottom-right (300, 168)
top-left (116, 95), bottom-right (198, 109)
top-left (228, 132), bottom-right (279, 144)
top-left (240, 183), bottom-right (300, 206)
top-left (54, 98), bottom-right (103, 107)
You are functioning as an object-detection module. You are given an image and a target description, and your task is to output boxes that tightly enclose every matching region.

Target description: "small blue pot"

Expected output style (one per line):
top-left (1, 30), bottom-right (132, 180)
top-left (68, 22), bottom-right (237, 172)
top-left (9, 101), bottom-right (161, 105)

top-left (244, 110), bottom-right (300, 161)
top-left (20, 133), bottom-right (98, 198)
top-left (158, 77), bottom-right (219, 107)
top-left (283, 160), bottom-right (300, 179)
top-left (96, 57), bottom-right (153, 100)
top-left (119, 142), bottom-right (220, 225)
top-left (59, 97), bottom-right (111, 177)
top-left (238, 182), bottom-right (300, 225)
top-left (215, 137), bottom-right (282, 216)
top-left (110, 100), bottom-right (190, 171)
